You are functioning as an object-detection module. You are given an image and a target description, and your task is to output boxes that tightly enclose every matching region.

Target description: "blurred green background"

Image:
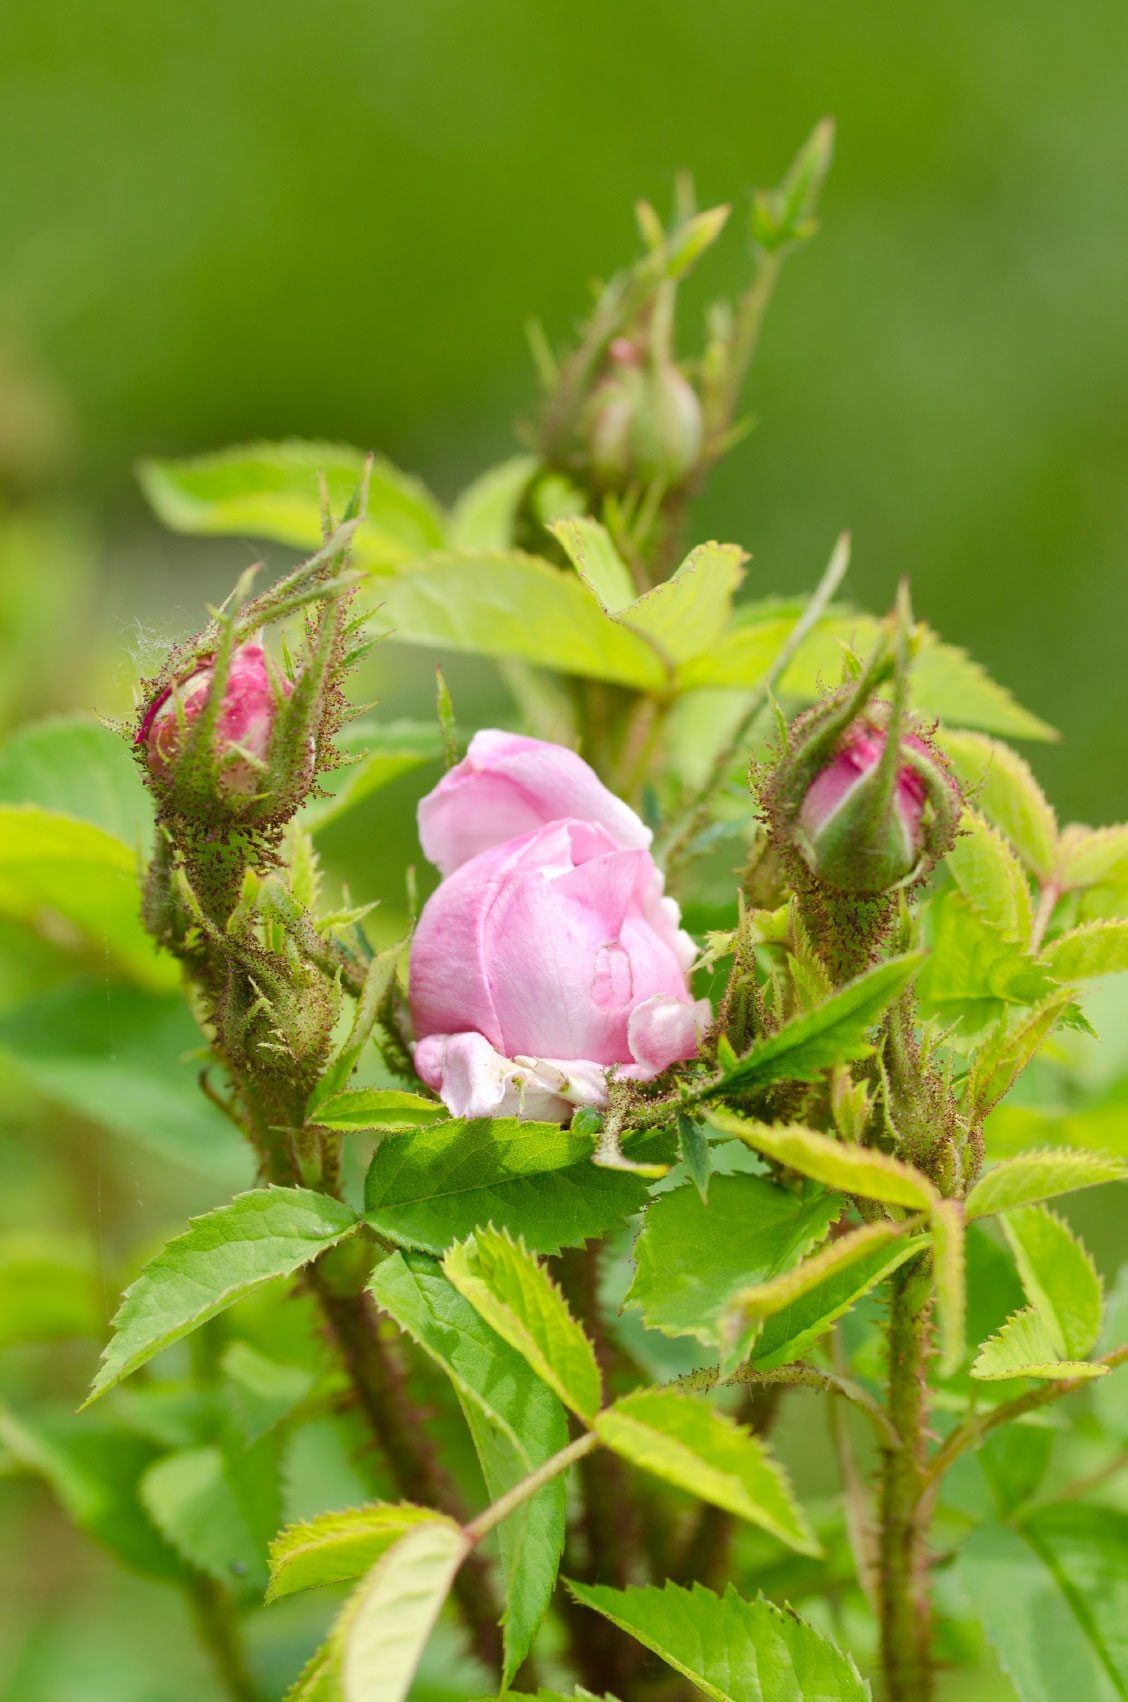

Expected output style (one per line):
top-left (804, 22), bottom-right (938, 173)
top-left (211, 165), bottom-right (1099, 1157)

top-left (1, 2), bottom-right (1126, 1698)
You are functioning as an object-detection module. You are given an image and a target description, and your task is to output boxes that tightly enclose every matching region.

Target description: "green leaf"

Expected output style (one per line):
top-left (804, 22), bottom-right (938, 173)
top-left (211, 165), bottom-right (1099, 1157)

top-left (141, 1438), bottom-right (280, 1593)
top-left (363, 1117), bottom-right (646, 1255)
top-left (965, 1149), bottom-right (1127, 1221)
top-left (444, 1229), bottom-right (601, 1421)
top-left (936, 729), bottom-right (1057, 879)
top-left (0, 714), bottom-right (152, 847)
top-left (549, 516), bottom-right (636, 613)
top-left (703, 954), bottom-right (924, 1096)
top-left (220, 1340), bottom-right (315, 1445)
top-left (301, 718), bottom-right (443, 833)
top-left (626, 1174), bottom-right (840, 1347)
top-left (931, 1200), bottom-right (967, 1377)
top-left (0, 982), bottom-right (251, 1184)
top-left (1043, 920), bottom-right (1128, 981)
top-left (1002, 1206), bottom-right (1104, 1360)
top-left (966, 993), bottom-right (1076, 1119)
top-left (947, 808), bottom-right (1033, 942)
top-left (724, 1221), bottom-right (916, 1346)
top-left (959, 1509), bottom-right (1128, 1702)
top-left (593, 1388), bottom-right (818, 1555)
top-left (85, 1187), bottom-right (358, 1403)
top-left (970, 1306), bottom-right (1106, 1381)
top-left (677, 1113), bottom-right (712, 1202)
top-left (339, 1517), bottom-right (470, 1702)
top-left (0, 1403), bottom-right (184, 1579)
top-left (1056, 825), bottom-right (1128, 891)
top-left (707, 1114), bottom-right (938, 1211)
top-left (0, 1234), bottom-right (99, 1348)
top-left (448, 456), bottom-right (538, 551)
top-left (567, 1580), bottom-right (870, 1701)
top-left (625, 542), bottom-right (747, 668)
top-left (908, 638), bottom-right (1056, 741)
top-left (268, 1503), bottom-right (435, 1601)
top-left (749, 1233), bottom-right (929, 1370)
top-left (373, 551), bottom-right (668, 688)
top-left (368, 1250), bottom-right (568, 1683)
top-left (139, 441), bottom-right (445, 569)
top-left (917, 892), bottom-right (1056, 1031)
top-left (0, 805), bottom-right (172, 987)
top-left (313, 1088), bottom-right (445, 1133)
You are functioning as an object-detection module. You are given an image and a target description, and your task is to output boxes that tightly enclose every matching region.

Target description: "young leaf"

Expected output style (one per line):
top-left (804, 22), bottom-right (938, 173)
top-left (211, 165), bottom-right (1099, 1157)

top-left (1042, 920), bottom-right (1128, 981)
top-left (750, 1234), bottom-right (929, 1370)
top-left (1001, 1206), bottom-right (1104, 1360)
top-left (363, 1117), bottom-right (646, 1255)
top-left (448, 456), bottom-right (538, 551)
top-left (966, 992), bottom-right (1075, 1120)
top-left (930, 1200), bottom-right (967, 1377)
top-left (965, 1149), bottom-right (1127, 1221)
top-left (138, 440), bottom-right (445, 569)
top-left (947, 809), bottom-right (1033, 942)
top-left (724, 1220), bottom-right (912, 1339)
top-left (549, 516), bottom-right (636, 613)
top-left (85, 1187), bottom-right (359, 1404)
top-left (625, 542), bottom-right (747, 669)
top-left (677, 1112), bottom-right (712, 1201)
top-left (917, 892), bottom-right (1055, 1032)
top-left (342, 1517), bottom-right (470, 1702)
top-left (312, 1088), bottom-right (445, 1133)
top-left (444, 1228), bottom-right (602, 1422)
top-left (707, 1113), bottom-right (938, 1211)
top-left (936, 729), bottom-right (1057, 879)
top-left (300, 718), bottom-right (443, 833)
top-left (1055, 823), bottom-right (1128, 890)
top-left (368, 1250), bottom-right (568, 1684)
top-left (268, 1503), bottom-right (435, 1601)
top-left (907, 638), bottom-right (1056, 741)
top-left (626, 1174), bottom-right (840, 1346)
top-left (970, 1306), bottom-right (1106, 1381)
top-left (702, 954), bottom-right (924, 1096)
top-left (567, 1580), bottom-right (870, 1701)
top-left (593, 1388), bottom-right (819, 1555)
top-left (0, 713), bottom-right (152, 847)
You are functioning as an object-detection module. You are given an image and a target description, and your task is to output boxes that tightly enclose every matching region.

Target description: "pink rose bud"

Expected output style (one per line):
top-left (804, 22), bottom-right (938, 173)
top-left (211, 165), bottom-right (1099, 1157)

top-left (796, 726), bottom-right (936, 894)
top-left (138, 641), bottom-right (285, 798)
top-left (418, 729), bottom-right (652, 878)
top-left (411, 740), bottom-right (709, 1121)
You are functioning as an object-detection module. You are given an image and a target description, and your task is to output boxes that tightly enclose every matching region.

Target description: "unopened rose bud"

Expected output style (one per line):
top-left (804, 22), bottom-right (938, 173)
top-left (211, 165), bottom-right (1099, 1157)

top-left (794, 724), bottom-right (953, 894)
top-left (586, 352), bottom-right (703, 490)
top-left (138, 641), bottom-right (293, 799)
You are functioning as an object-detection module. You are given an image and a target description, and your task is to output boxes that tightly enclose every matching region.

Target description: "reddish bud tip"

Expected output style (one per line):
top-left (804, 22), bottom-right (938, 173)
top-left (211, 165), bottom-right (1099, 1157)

top-left (139, 641), bottom-right (286, 797)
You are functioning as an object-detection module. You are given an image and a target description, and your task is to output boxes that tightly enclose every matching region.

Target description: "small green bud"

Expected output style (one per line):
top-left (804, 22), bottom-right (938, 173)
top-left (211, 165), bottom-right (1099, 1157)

top-left (585, 340), bottom-right (703, 489)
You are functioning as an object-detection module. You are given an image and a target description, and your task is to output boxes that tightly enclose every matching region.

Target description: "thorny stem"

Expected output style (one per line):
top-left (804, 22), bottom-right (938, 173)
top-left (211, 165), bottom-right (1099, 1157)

top-left (879, 1262), bottom-right (934, 1702)
top-left (187, 1575), bottom-right (260, 1702)
top-left (679, 1360), bottom-right (899, 1450)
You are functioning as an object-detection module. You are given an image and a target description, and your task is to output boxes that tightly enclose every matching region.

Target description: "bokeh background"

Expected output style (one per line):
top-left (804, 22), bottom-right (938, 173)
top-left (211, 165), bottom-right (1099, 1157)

top-left (1, 2), bottom-right (1126, 1698)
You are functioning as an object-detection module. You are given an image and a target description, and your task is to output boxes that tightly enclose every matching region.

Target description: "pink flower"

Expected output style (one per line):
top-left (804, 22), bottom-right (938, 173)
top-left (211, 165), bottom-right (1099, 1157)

top-left (419, 729), bottom-right (652, 878)
top-left (410, 737), bottom-right (709, 1121)
top-left (796, 726), bottom-right (931, 893)
top-left (138, 641), bottom-right (286, 797)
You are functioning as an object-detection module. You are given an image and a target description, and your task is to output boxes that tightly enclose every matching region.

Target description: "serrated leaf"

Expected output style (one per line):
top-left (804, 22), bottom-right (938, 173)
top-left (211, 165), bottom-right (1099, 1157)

top-left (970, 1306), bottom-right (1105, 1381)
top-left (965, 1150), bottom-right (1127, 1221)
top-left (595, 1388), bottom-right (818, 1554)
top-left (340, 1517), bottom-right (470, 1702)
top-left (444, 1228), bottom-right (601, 1421)
top-left (917, 892), bottom-right (1056, 1032)
top-left (1002, 1206), bottom-right (1103, 1360)
top-left (959, 1509), bottom-right (1128, 1702)
top-left (141, 1438), bottom-right (279, 1593)
top-left (750, 1234), bottom-right (929, 1370)
top-left (967, 992), bottom-right (1075, 1119)
top-left (1043, 920), bottom-right (1128, 981)
top-left (704, 954), bottom-right (924, 1096)
top-left (626, 1174), bottom-right (840, 1347)
top-left (313, 1088), bottom-right (445, 1133)
top-left (268, 1503), bottom-right (435, 1601)
top-left (139, 441), bottom-right (445, 569)
top-left (707, 1114), bottom-right (938, 1211)
top-left (449, 456), bottom-right (538, 551)
top-left (677, 1113), bottom-right (712, 1201)
top-left (549, 516), bottom-right (636, 613)
top-left (1056, 824), bottom-right (1128, 890)
top-left (301, 718), bottom-right (443, 833)
top-left (363, 1117), bottom-right (646, 1255)
top-left (567, 1579), bottom-right (870, 1701)
top-left (908, 638), bottom-right (1056, 741)
top-left (626, 542), bottom-right (746, 668)
top-left (0, 713), bottom-right (152, 847)
top-left (947, 808), bottom-right (1033, 942)
top-left (937, 729), bottom-right (1057, 879)
top-left (86, 1187), bottom-right (359, 1403)
top-left (373, 551), bottom-right (668, 689)
top-left (368, 1249), bottom-right (568, 1683)
top-left (931, 1200), bottom-right (967, 1376)
top-left (725, 1220), bottom-right (911, 1339)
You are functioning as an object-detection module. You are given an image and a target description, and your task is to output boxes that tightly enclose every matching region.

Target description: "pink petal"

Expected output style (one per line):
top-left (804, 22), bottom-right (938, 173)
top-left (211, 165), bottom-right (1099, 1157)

top-left (626, 995), bottom-right (710, 1078)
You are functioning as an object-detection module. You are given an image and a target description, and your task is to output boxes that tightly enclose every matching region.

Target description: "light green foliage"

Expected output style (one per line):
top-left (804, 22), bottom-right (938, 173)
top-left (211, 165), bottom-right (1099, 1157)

top-left (1043, 920), bottom-right (1128, 980)
top-left (363, 1117), bottom-right (646, 1255)
top-left (86, 1187), bottom-right (359, 1402)
top-left (971, 1308), bottom-right (1105, 1382)
top-left (567, 1580), bottom-right (870, 1701)
top-left (966, 992), bottom-right (1076, 1120)
top-left (0, 1234), bottom-right (100, 1348)
top-left (444, 1228), bottom-right (602, 1421)
top-left (725, 1219), bottom-right (910, 1337)
top-left (749, 1235), bottom-right (929, 1369)
top-left (930, 1201), bottom-right (967, 1376)
top-left (300, 718), bottom-right (443, 833)
top-left (368, 1249), bottom-right (568, 1682)
top-left (448, 456), bottom-right (538, 550)
top-left (0, 714), bottom-right (152, 847)
top-left (268, 1503), bottom-right (435, 1601)
top-left (905, 638), bottom-right (1056, 741)
top-left (676, 1112), bottom-right (712, 1201)
top-left (139, 441), bottom-right (446, 569)
top-left (549, 516), bottom-right (636, 612)
top-left (965, 1149), bottom-right (1127, 1220)
top-left (707, 954), bottom-right (924, 1095)
top-left (593, 1389), bottom-right (819, 1555)
top-left (619, 542), bottom-right (747, 667)
top-left (1055, 824), bottom-right (1128, 891)
top-left (220, 1340), bottom-right (315, 1444)
top-left (709, 1113), bottom-right (938, 1210)
top-left (917, 892), bottom-right (1055, 1032)
top-left (338, 1517), bottom-right (470, 1702)
top-left (141, 1437), bottom-right (280, 1593)
top-left (1002, 1206), bottom-right (1104, 1360)
top-left (959, 1509), bottom-right (1128, 1702)
top-left (312, 1087), bottom-right (445, 1133)
top-left (937, 729), bottom-right (1057, 878)
top-left (626, 1174), bottom-right (840, 1347)
top-left (947, 808), bottom-right (1032, 942)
